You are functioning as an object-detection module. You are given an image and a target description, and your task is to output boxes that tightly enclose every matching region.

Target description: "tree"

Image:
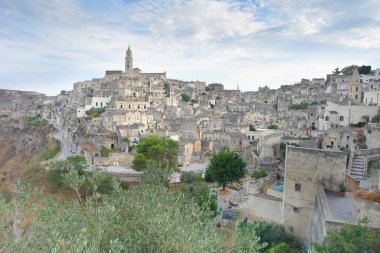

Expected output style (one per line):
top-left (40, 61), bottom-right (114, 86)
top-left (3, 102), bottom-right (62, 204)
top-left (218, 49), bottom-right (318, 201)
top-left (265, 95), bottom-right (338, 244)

top-left (206, 151), bottom-right (247, 190)
top-left (0, 165), bottom-right (265, 252)
top-left (132, 135), bottom-right (179, 171)
top-left (313, 218), bottom-right (380, 253)
top-left (181, 94), bottom-right (190, 102)
top-left (249, 124), bottom-right (257, 131)
top-left (267, 124), bottom-right (279, 130)
top-left (333, 68), bottom-right (340, 75)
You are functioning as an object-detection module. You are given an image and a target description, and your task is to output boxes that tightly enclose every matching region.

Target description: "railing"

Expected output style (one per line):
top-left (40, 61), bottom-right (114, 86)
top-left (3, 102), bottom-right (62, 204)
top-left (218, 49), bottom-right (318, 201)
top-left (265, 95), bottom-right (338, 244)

top-left (355, 147), bottom-right (380, 157)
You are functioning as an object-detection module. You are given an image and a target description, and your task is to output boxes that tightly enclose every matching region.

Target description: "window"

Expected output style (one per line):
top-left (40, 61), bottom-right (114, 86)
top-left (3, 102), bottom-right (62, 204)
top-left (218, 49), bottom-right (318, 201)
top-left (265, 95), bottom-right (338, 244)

top-left (293, 207), bottom-right (300, 213)
top-left (120, 105), bottom-right (123, 109)
top-left (295, 183), bottom-right (301, 192)
top-left (100, 102), bottom-right (103, 107)
top-left (340, 116), bottom-right (344, 121)
top-left (96, 102), bottom-right (98, 106)
top-left (128, 104), bottom-right (131, 109)
top-left (347, 136), bottom-right (350, 140)
top-left (138, 105), bottom-right (140, 109)
top-left (346, 144), bottom-right (349, 149)
top-left (144, 105), bottom-right (146, 109)
top-left (355, 95), bottom-right (358, 99)
top-left (331, 141), bottom-right (334, 146)
top-left (356, 87), bottom-right (358, 92)
top-left (325, 116), bottom-right (329, 121)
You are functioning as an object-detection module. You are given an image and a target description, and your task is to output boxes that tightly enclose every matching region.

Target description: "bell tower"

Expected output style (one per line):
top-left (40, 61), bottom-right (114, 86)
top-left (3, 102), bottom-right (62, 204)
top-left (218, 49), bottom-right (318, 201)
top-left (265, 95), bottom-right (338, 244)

top-left (125, 45), bottom-right (133, 77)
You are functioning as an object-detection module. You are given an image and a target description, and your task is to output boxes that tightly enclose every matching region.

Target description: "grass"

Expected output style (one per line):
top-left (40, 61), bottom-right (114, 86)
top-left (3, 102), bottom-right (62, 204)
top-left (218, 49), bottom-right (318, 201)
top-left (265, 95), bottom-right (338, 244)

top-left (41, 144), bottom-right (61, 161)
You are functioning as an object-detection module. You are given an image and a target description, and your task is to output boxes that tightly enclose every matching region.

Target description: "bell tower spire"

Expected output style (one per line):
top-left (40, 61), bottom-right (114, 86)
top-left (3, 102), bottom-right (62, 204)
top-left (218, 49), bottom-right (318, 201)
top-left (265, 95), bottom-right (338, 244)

top-left (125, 45), bottom-right (133, 77)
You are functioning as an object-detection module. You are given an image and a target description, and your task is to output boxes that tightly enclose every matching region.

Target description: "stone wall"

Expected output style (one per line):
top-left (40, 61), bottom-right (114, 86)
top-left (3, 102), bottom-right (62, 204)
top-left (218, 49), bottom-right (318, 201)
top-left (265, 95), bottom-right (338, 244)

top-left (247, 194), bottom-right (283, 223)
top-left (354, 199), bottom-right (380, 227)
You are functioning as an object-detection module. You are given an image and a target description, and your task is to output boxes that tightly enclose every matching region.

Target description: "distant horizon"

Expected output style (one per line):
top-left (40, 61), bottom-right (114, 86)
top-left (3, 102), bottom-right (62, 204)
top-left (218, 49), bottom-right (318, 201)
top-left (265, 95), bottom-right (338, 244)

top-left (1, 0), bottom-right (379, 96)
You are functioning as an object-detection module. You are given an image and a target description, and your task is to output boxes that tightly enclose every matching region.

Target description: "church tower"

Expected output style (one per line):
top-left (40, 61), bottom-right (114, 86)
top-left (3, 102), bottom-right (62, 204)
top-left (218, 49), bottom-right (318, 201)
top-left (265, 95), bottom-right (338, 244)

top-left (348, 68), bottom-right (361, 103)
top-left (125, 45), bottom-right (133, 77)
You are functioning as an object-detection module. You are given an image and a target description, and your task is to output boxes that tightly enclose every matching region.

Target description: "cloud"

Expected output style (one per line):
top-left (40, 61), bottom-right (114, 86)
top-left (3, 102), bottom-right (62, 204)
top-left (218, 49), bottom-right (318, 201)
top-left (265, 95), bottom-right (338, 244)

top-left (0, 0), bottom-right (379, 95)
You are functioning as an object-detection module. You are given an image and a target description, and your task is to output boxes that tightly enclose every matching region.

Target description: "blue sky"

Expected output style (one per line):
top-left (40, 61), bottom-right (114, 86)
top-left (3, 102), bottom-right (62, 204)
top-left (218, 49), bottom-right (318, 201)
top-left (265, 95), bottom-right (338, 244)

top-left (1, 0), bottom-right (379, 95)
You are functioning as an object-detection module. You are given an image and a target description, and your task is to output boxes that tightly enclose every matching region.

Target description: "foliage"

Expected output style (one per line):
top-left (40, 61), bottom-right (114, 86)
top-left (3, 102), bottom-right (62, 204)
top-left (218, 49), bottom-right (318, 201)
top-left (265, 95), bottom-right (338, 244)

top-left (333, 67), bottom-right (340, 75)
top-left (359, 65), bottom-right (372, 75)
top-left (190, 99), bottom-right (198, 104)
top-left (180, 171), bottom-right (196, 184)
top-left (240, 221), bottom-right (300, 252)
top-left (338, 182), bottom-right (346, 192)
top-left (206, 151), bottom-right (247, 189)
top-left (267, 124), bottom-right (279, 130)
top-left (41, 143), bottom-right (61, 160)
top-left (319, 99), bottom-right (327, 105)
top-left (181, 94), bottom-right (191, 102)
top-left (0, 187), bottom-right (12, 203)
top-left (313, 218), bottom-right (380, 253)
top-left (60, 90), bottom-right (68, 95)
top-left (85, 107), bottom-right (105, 119)
top-left (341, 65), bottom-right (359, 75)
top-left (268, 243), bottom-right (300, 253)
top-left (132, 135), bottom-right (179, 171)
top-left (100, 146), bottom-right (113, 157)
top-left (0, 167), bottom-right (265, 252)
top-left (251, 169), bottom-right (268, 179)
top-left (371, 113), bottom-right (380, 123)
top-left (48, 156), bottom-right (87, 188)
top-left (280, 143), bottom-right (287, 159)
top-left (190, 181), bottom-right (218, 215)
top-left (289, 102), bottom-right (309, 110)
top-left (350, 121), bottom-right (367, 128)
top-left (24, 115), bottom-right (49, 130)
top-left (249, 124), bottom-right (257, 131)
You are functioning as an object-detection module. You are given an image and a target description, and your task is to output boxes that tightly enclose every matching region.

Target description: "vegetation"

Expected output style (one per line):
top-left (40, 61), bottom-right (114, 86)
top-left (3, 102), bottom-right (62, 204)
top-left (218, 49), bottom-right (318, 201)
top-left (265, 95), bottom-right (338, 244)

top-left (319, 99), bottom-right (327, 105)
top-left (100, 146), bottom-right (113, 157)
top-left (25, 115), bottom-right (49, 130)
top-left (371, 112), bottom-right (380, 123)
top-left (333, 67), bottom-right (340, 75)
top-left (359, 65), bottom-right (372, 75)
top-left (41, 143), bottom-right (61, 160)
top-left (280, 143), bottom-right (287, 159)
top-left (86, 107), bottom-right (105, 119)
top-left (251, 169), bottom-right (268, 179)
top-left (289, 102), bottom-right (309, 110)
top-left (240, 221), bottom-right (300, 252)
top-left (132, 135), bottom-right (179, 171)
top-left (190, 99), bottom-right (198, 104)
top-left (350, 122), bottom-right (367, 128)
top-left (180, 94), bottom-right (191, 102)
top-left (0, 163), bottom-right (265, 252)
top-left (205, 151), bottom-right (247, 189)
top-left (267, 124), bottom-right (279, 130)
top-left (0, 187), bottom-right (12, 203)
top-left (313, 218), bottom-right (380, 253)
top-left (249, 124), bottom-right (257, 131)
top-left (338, 182), bottom-right (346, 192)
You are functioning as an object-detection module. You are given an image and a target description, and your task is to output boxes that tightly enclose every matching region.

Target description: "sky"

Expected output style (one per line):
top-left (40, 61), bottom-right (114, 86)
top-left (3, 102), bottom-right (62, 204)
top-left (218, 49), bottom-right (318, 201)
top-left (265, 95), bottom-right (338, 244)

top-left (0, 0), bottom-right (380, 95)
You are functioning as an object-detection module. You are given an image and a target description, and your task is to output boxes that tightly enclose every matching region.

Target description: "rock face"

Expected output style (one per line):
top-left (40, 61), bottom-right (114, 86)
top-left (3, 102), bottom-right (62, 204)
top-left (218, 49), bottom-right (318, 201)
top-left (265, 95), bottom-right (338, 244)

top-left (0, 89), bottom-right (54, 184)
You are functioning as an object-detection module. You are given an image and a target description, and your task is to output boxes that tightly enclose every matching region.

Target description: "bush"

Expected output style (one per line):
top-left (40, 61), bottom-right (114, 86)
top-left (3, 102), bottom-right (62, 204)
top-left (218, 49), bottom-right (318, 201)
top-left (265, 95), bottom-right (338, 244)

top-left (249, 124), bottom-right (257, 131)
top-left (267, 124), bottom-right (279, 130)
top-left (251, 169), bottom-right (268, 179)
top-left (41, 144), bottom-right (61, 160)
top-left (240, 221), bottom-right (300, 251)
top-left (181, 94), bottom-right (191, 102)
top-left (86, 107), bottom-right (105, 119)
top-left (269, 243), bottom-right (300, 253)
top-left (180, 171), bottom-right (196, 184)
top-left (289, 102), bottom-right (309, 110)
top-left (0, 187), bottom-right (13, 203)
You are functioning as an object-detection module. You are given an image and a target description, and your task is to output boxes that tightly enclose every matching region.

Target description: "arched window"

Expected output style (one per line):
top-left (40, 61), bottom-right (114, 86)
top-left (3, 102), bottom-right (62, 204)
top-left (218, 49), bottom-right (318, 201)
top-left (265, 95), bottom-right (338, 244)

top-left (340, 116), bottom-right (344, 121)
top-left (325, 116), bottom-right (329, 121)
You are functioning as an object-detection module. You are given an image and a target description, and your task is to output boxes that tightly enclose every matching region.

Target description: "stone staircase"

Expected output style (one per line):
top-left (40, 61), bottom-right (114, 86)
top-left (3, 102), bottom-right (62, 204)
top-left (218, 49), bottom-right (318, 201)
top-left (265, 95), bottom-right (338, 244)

top-left (349, 147), bottom-right (380, 181)
top-left (350, 154), bottom-right (366, 180)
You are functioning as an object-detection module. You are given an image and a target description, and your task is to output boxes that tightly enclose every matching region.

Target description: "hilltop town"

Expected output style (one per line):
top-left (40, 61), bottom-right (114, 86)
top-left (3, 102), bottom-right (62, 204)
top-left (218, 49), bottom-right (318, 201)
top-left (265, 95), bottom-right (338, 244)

top-left (1, 47), bottom-right (380, 249)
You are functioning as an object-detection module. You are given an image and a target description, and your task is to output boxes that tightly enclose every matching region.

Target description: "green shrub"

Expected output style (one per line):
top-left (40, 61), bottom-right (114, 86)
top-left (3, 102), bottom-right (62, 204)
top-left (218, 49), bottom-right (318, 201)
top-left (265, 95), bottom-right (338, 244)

top-left (86, 107), bottom-right (105, 119)
top-left (251, 169), bottom-right (268, 179)
top-left (41, 144), bottom-right (61, 160)
top-left (267, 124), bottom-right (279, 130)
top-left (180, 171), bottom-right (196, 184)
top-left (181, 94), bottom-right (190, 102)
top-left (0, 187), bottom-right (13, 203)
